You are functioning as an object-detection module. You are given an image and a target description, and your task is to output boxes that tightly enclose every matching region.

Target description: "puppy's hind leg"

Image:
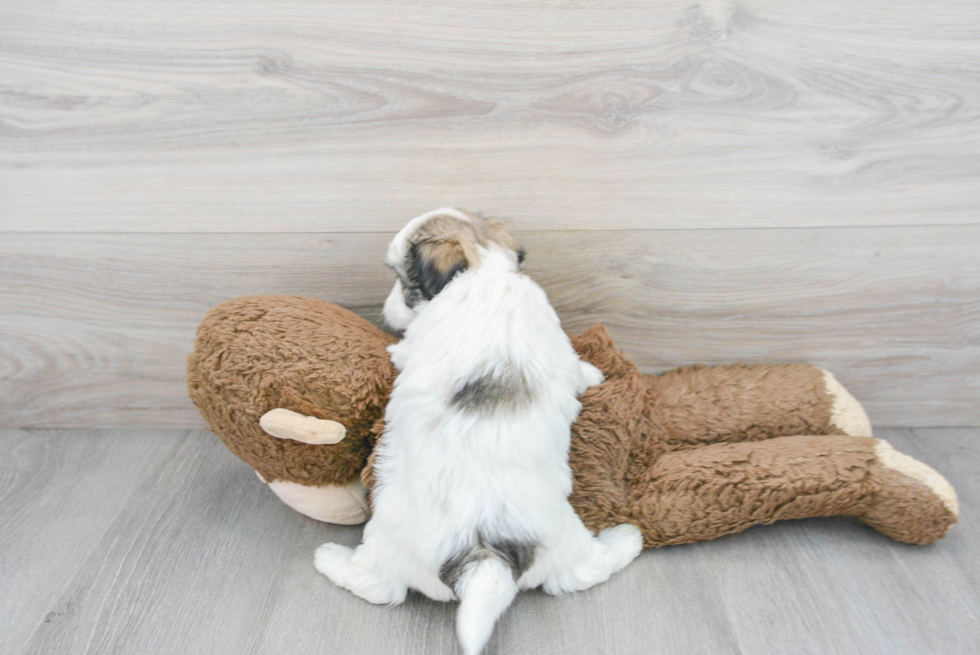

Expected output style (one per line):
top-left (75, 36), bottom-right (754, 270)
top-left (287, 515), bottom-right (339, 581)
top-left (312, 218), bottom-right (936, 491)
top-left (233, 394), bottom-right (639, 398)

top-left (525, 506), bottom-right (642, 596)
top-left (314, 539), bottom-right (408, 605)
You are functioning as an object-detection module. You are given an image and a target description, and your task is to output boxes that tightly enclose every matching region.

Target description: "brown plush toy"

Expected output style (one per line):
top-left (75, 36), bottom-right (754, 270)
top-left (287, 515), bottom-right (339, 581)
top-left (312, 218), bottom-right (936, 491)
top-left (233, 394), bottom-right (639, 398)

top-left (187, 295), bottom-right (959, 547)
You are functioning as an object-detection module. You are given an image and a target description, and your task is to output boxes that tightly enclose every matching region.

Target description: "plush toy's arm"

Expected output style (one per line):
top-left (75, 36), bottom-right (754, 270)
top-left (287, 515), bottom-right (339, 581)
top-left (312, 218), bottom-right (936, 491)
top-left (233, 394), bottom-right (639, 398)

top-left (569, 324), bottom-right (870, 445)
top-left (259, 408), bottom-right (347, 444)
top-left (646, 363), bottom-right (872, 447)
top-left (569, 324), bottom-right (640, 381)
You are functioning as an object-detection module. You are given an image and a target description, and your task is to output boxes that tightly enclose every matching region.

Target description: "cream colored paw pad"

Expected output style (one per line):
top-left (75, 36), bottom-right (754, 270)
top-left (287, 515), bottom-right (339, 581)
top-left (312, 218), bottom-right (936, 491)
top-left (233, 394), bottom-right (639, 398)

top-left (874, 439), bottom-right (959, 517)
top-left (822, 370), bottom-right (873, 437)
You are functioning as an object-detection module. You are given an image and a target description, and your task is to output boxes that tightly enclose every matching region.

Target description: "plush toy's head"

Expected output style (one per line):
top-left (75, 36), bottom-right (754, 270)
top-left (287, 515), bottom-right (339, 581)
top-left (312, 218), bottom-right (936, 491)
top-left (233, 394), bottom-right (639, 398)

top-left (187, 295), bottom-right (395, 487)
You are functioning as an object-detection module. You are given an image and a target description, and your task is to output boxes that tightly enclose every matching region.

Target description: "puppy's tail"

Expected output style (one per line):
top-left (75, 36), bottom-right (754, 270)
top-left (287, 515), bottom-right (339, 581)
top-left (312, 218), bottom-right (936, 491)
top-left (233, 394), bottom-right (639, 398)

top-left (454, 558), bottom-right (518, 655)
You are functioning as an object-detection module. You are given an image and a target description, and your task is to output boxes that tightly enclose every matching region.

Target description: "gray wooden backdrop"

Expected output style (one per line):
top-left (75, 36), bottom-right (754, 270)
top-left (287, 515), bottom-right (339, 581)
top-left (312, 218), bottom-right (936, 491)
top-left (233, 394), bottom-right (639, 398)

top-left (2, 0), bottom-right (978, 428)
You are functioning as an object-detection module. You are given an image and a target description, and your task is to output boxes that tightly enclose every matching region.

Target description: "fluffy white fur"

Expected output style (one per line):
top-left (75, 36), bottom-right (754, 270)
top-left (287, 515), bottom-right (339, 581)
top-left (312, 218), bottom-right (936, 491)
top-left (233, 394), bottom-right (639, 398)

top-left (315, 210), bottom-right (642, 655)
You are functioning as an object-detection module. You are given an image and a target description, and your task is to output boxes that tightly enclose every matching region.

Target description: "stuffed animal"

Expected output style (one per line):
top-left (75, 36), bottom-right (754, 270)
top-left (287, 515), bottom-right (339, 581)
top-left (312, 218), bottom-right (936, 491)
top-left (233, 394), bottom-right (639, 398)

top-left (187, 295), bottom-right (958, 547)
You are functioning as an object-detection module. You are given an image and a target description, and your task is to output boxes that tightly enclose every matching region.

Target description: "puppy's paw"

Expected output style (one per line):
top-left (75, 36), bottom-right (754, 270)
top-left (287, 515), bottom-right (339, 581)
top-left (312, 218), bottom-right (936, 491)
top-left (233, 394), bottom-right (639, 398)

top-left (315, 543), bottom-right (406, 605)
top-left (387, 340), bottom-right (410, 372)
top-left (579, 361), bottom-right (606, 390)
top-left (314, 542), bottom-right (354, 585)
top-left (598, 523), bottom-right (643, 565)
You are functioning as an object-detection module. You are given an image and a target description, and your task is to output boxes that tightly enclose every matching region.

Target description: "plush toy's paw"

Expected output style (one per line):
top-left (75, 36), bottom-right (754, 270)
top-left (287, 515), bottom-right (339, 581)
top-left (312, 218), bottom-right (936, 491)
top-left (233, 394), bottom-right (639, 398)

top-left (259, 408), bottom-right (347, 444)
top-left (821, 370), bottom-right (873, 437)
top-left (598, 523), bottom-right (644, 564)
top-left (260, 473), bottom-right (370, 525)
top-left (859, 439), bottom-right (958, 544)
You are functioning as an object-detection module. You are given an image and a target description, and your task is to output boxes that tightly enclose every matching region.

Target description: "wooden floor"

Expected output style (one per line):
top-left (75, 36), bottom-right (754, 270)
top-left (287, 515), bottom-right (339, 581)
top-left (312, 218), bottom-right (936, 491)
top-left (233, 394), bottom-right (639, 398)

top-left (2, 428), bottom-right (977, 655)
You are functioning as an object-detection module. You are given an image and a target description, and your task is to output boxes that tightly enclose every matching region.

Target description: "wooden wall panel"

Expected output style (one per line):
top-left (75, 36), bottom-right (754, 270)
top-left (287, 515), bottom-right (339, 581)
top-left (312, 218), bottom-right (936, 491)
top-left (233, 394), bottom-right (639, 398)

top-left (1, 0), bottom-right (979, 232)
top-left (2, 1), bottom-right (978, 428)
top-left (2, 226), bottom-right (977, 428)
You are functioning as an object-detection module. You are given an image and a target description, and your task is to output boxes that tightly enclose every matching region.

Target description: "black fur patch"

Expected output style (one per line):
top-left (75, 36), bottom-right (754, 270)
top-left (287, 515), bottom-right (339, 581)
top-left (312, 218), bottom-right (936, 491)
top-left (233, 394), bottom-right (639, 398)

top-left (410, 243), bottom-right (467, 301)
top-left (439, 536), bottom-right (536, 591)
top-left (403, 286), bottom-right (424, 309)
top-left (451, 366), bottom-right (533, 414)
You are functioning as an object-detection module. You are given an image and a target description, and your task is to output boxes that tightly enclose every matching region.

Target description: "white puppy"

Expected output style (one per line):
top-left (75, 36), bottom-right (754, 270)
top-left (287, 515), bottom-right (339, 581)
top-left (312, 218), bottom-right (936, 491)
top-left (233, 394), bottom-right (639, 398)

top-left (314, 208), bottom-right (643, 655)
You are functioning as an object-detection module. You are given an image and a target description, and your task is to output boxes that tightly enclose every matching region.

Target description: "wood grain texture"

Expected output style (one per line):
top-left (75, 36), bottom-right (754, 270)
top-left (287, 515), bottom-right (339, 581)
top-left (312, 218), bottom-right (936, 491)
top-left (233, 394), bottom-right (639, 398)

top-left (2, 428), bottom-right (978, 654)
top-left (2, 1), bottom-right (978, 429)
top-left (0, 430), bottom-right (193, 653)
top-left (2, 0), bottom-right (979, 232)
top-left (2, 225), bottom-right (977, 428)
top-left (14, 430), bottom-right (318, 655)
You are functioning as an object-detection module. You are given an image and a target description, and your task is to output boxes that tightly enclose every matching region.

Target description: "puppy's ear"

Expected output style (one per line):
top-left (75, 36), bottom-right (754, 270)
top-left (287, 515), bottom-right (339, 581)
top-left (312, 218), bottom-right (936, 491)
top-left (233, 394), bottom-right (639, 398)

top-left (410, 241), bottom-right (469, 300)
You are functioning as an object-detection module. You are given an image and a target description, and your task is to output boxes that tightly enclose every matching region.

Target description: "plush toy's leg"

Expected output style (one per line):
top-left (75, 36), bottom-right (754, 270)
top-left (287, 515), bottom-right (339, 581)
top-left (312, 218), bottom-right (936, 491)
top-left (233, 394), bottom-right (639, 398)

top-left (257, 472), bottom-right (370, 525)
top-left (627, 435), bottom-right (957, 548)
top-left (860, 440), bottom-right (959, 544)
top-left (646, 364), bottom-right (872, 448)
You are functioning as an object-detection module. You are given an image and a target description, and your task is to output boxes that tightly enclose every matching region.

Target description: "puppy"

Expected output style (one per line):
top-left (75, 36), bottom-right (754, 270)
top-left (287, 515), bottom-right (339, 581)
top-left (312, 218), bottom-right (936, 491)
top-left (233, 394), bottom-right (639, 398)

top-left (314, 208), bottom-right (642, 655)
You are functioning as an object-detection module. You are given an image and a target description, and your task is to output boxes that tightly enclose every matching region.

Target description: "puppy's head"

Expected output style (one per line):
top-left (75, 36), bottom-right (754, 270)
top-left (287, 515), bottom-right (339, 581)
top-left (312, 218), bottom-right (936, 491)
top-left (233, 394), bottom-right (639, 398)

top-left (383, 208), bottom-right (524, 330)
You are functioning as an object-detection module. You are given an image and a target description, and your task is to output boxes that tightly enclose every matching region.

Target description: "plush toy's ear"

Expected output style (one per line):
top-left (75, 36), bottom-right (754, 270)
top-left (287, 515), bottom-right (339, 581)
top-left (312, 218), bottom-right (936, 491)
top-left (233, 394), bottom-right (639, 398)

top-left (410, 240), bottom-right (470, 301)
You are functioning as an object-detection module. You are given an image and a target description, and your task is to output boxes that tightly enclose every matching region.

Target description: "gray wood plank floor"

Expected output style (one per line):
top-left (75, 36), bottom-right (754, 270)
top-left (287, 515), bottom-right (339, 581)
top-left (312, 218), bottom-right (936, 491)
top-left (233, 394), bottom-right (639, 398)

top-left (2, 428), bottom-right (976, 654)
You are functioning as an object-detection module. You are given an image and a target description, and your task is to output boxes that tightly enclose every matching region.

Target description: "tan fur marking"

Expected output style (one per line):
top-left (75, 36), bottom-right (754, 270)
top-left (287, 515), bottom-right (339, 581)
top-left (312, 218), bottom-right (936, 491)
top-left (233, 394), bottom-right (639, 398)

top-left (410, 211), bottom-right (520, 271)
top-left (478, 216), bottom-right (520, 251)
top-left (417, 239), bottom-right (468, 273)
